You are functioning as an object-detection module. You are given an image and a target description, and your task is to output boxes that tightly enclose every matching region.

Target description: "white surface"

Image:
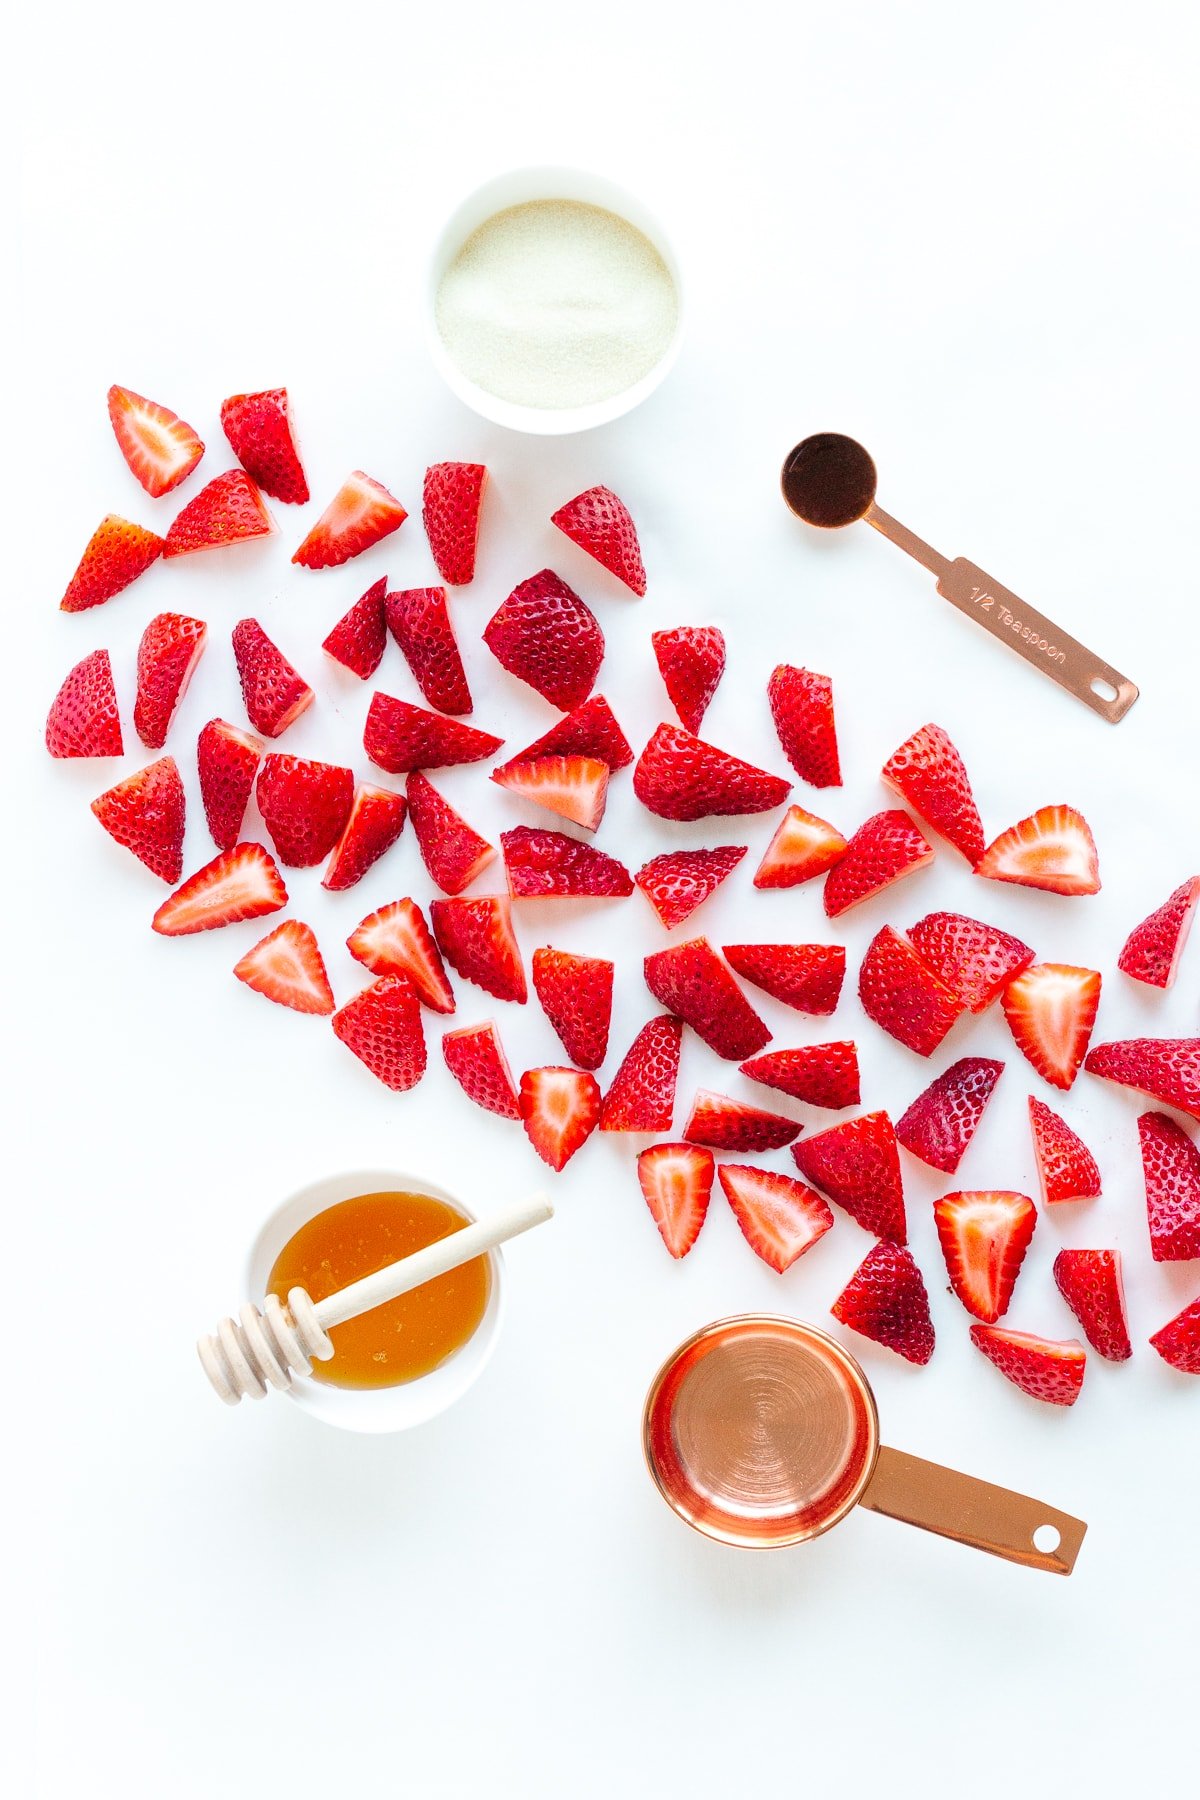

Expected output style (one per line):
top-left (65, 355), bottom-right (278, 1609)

top-left (11, 4), bottom-right (1199, 1796)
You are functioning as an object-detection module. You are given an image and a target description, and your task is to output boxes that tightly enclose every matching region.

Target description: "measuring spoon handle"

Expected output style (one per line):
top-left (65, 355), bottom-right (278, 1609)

top-left (859, 1445), bottom-right (1087, 1575)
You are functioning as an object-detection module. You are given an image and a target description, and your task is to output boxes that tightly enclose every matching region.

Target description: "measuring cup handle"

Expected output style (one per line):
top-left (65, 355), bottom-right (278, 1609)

top-left (859, 1445), bottom-right (1087, 1575)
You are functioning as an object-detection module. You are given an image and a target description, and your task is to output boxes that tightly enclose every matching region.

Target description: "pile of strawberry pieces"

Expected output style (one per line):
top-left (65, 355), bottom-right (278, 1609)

top-left (48, 384), bottom-right (1200, 1402)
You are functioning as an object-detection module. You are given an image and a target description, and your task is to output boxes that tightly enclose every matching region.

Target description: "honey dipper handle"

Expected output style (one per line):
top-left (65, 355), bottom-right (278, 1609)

top-left (859, 1445), bottom-right (1087, 1575)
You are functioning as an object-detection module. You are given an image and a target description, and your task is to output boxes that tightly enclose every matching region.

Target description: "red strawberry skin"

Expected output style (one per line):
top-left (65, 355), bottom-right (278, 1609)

top-left (881, 722), bottom-right (985, 863)
top-left (163, 469), bottom-right (274, 557)
top-left (107, 384), bottom-right (204, 497)
top-left (1118, 878), bottom-right (1199, 989)
top-left (651, 626), bottom-right (725, 733)
top-left (500, 694), bottom-right (632, 771)
top-left (423, 462), bottom-right (486, 586)
top-left (969, 1325), bottom-right (1085, 1406)
top-left (1053, 1250), bottom-right (1132, 1361)
top-left (197, 719), bottom-right (263, 850)
top-left (722, 943), bottom-right (845, 1016)
top-left (255, 754), bottom-right (355, 867)
top-left (1086, 1038), bottom-right (1200, 1121)
top-left (638, 1144), bottom-right (714, 1258)
top-left (332, 975), bottom-right (426, 1091)
top-left (484, 570), bottom-right (603, 710)
top-left (61, 515), bottom-right (164, 612)
top-left (442, 1021), bottom-right (520, 1118)
top-left (322, 576), bottom-right (388, 679)
top-left (601, 1015), bottom-right (683, 1131)
top-left (91, 756), bottom-right (185, 883)
top-left (635, 846), bottom-right (746, 927)
top-left (896, 1057), bottom-right (1003, 1173)
top-left (858, 925), bottom-right (965, 1056)
top-left (152, 842), bottom-right (287, 936)
top-left (551, 485), bottom-right (646, 595)
top-left (741, 1042), bottom-right (860, 1111)
top-left (1150, 1296), bottom-right (1200, 1374)
top-left (824, 810), bottom-right (934, 917)
top-left (134, 612), bottom-right (207, 749)
top-left (832, 1244), bottom-right (935, 1365)
top-left (220, 388), bottom-right (309, 503)
top-left (363, 693), bottom-right (502, 774)
top-left (532, 948), bottom-right (613, 1071)
top-left (322, 784), bottom-right (408, 891)
top-left (292, 471), bottom-right (407, 569)
top-left (1138, 1111), bottom-right (1200, 1261)
top-left (407, 771), bottom-right (495, 895)
top-left (519, 1067), bottom-right (602, 1171)
top-left (45, 649), bottom-right (123, 758)
top-left (232, 619), bottom-right (314, 739)
top-left (907, 911), bottom-right (1034, 1012)
top-left (502, 827), bottom-right (633, 899)
top-left (386, 587), bottom-right (473, 715)
top-left (792, 1111), bottom-right (906, 1243)
top-left (1028, 1097), bottom-right (1101, 1204)
top-left (683, 1090), bottom-right (801, 1152)
top-left (644, 938), bottom-right (770, 1061)
top-left (768, 666), bottom-right (840, 787)
top-left (430, 896), bottom-right (527, 1004)
top-left (634, 723), bottom-right (791, 821)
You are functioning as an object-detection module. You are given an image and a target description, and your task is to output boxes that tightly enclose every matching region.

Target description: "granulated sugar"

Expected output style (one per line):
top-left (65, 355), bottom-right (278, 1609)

top-left (436, 200), bottom-right (678, 410)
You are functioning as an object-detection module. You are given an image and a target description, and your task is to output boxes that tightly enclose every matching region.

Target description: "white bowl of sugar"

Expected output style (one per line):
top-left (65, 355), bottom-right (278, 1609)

top-left (426, 166), bottom-right (684, 435)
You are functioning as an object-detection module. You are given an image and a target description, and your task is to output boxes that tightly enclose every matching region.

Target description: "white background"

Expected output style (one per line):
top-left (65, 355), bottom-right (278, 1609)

top-left (11, 3), bottom-right (1199, 1795)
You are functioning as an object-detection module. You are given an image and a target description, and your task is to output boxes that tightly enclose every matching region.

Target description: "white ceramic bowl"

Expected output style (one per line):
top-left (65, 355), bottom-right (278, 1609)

top-left (424, 164), bottom-right (685, 435)
top-left (245, 1168), bottom-right (506, 1434)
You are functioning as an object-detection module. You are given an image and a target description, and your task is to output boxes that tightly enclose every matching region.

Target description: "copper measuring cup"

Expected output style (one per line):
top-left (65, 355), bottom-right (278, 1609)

top-left (643, 1316), bottom-right (1086, 1575)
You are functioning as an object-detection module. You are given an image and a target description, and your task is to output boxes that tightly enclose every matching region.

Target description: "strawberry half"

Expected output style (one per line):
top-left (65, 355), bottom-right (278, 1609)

top-left (896, 1056), bottom-right (1003, 1173)
top-left (933, 1190), bottom-right (1037, 1322)
top-left (219, 388), bottom-right (309, 503)
top-left (430, 896), bottom-right (526, 1003)
top-left (740, 1043), bottom-right (860, 1111)
top-left (91, 756), bottom-right (185, 882)
top-left (881, 722), bottom-right (985, 864)
top-left (638, 1144), bottom-right (714, 1258)
top-left (492, 755), bottom-right (610, 832)
top-left (386, 586), bottom-right (472, 715)
top-left (767, 666), bottom-right (840, 787)
top-left (406, 771), bottom-right (495, 895)
top-left (969, 1325), bottom-right (1085, 1406)
top-left (1085, 1037), bottom-right (1200, 1119)
top-left (519, 1067), bottom-right (601, 1171)
top-left (1138, 1111), bottom-right (1200, 1261)
top-left (45, 649), bottom-right (123, 758)
top-left (197, 719), bottom-right (263, 850)
top-left (499, 694), bottom-right (632, 771)
top-left (107, 384), bottom-right (203, 497)
top-left (322, 783), bottom-right (408, 890)
top-left (423, 462), bottom-right (486, 585)
top-left (502, 827), bottom-right (633, 899)
top-left (1150, 1295), bottom-right (1200, 1374)
top-left (651, 626), bottom-right (725, 733)
top-left (635, 846), bottom-right (746, 928)
top-left (231, 619), bottom-right (314, 739)
top-left (363, 693), bottom-right (502, 774)
top-left (292, 471), bottom-right (407, 569)
top-left (823, 810), bottom-right (934, 918)
top-left (791, 1111), bottom-right (906, 1243)
top-left (858, 926), bottom-right (965, 1056)
top-left (1118, 878), bottom-right (1200, 989)
top-left (60, 514), bottom-right (164, 612)
top-left (683, 1089), bottom-right (801, 1152)
top-left (1002, 963), bottom-right (1100, 1090)
top-left (1028, 1097), bottom-right (1101, 1204)
top-left (634, 724), bottom-right (791, 821)
top-left (719, 1165), bottom-right (834, 1273)
top-left (601, 1015), bottom-right (683, 1132)
top-left (163, 470), bottom-right (274, 557)
top-left (322, 576), bottom-right (388, 679)
top-left (348, 899), bottom-right (455, 1013)
top-left (442, 1022), bottom-right (520, 1118)
top-left (332, 975), bottom-right (426, 1091)
top-left (907, 910), bottom-right (1034, 1012)
top-left (644, 938), bottom-right (770, 1061)
top-left (722, 943), bottom-right (845, 1016)
top-left (1052, 1250), bottom-right (1131, 1362)
top-left (975, 804), bottom-right (1100, 896)
top-left (152, 842), bottom-right (287, 936)
top-left (551, 485), bottom-right (646, 595)
top-left (531, 948), bottom-right (613, 1071)
top-left (255, 754), bottom-right (355, 867)
top-left (753, 805), bottom-right (847, 889)
top-left (831, 1244), bottom-right (935, 1365)
top-left (484, 570), bottom-right (603, 711)
top-left (134, 612), bottom-right (207, 749)
top-left (234, 920), bottom-right (334, 1016)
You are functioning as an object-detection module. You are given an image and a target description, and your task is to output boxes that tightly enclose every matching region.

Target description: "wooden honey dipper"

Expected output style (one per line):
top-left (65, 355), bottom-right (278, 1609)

top-left (198, 1192), bottom-right (554, 1405)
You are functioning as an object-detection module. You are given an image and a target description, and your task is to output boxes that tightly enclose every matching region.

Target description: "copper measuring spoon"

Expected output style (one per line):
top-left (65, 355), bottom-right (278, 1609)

top-left (781, 432), bottom-right (1138, 724)
top-left (643, 1316), bottom-right (1086, 1574)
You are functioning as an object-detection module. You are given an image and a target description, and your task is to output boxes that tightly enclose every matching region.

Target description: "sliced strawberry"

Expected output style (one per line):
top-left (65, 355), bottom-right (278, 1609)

top-left (386, 586), bottom-right (473, 715)
top-left (683, 1089), bottom-right (801, 1152)
top-left (423, 462), bottom-right (487, 586)
top-left (895, 1057), bottom-right (1003, 1173)
top-left (255, 754), bottom-right (355, 868)
top-left (823, 810), bottom-right (934, 918)
top-left (152, 842), bottom-right (287, 936)
top-left (638, 1144), bottom-right (714, 1258)
top-left (107, 384), bottom-right (203, 497)
top-left (348, 899), bottom-right (455, 1014)
top-left (231, 619), bottom-right (314, 739)
top-left (519, 1066), bottom-right (601, 1171)
top-left (322, 784), bottom-right (408, 890)
top-left (1138, 1111), bottom-right (1200, 1261)
top-left (881, 722), bottom-right (985, 864)
top-left (969, 1325), bottom-right (1085, 1406)
top-left (975, 804), bottom-right (1100, 896)
top-left (1028, 1097), bottom-right (1101, 1204)
top-left (933, 1191), bottom-right (1037, 1322)
top-left (1002, 963), bottom-right (1100, 1090)
top-left (60, 514), bottom-right (164, 612)
top-left (767, 665), bottom-right (840, 787)
top-left (332, 975), bottom-right (426, 1091)
top-left (363, 693), bottom-right (502, 773)
top-left (219, 388), bottom-right (309, 503)
top-left (197, 719), bottom-right (263, 850)
top-left (635, 846), bottom-right (746, 928)
top-left (601, 1015), bottom-right (683, 1132)
top-left (133, 611), bottom-right (207, 749)
top-left (502, 827), bottom-right (633, 899)
top-left (45, 649), bottom-right (123, 758)
top-left (442, 1021), bottom-right (520, 1117)
top-left (791, 1111), bottom-right (906, 1243)
top-left (499, 693), bottom-right (632, 771)
top-left (1085, 1037), bottom-right (1200, 1120)
top-left (163, 469), bottom-right (274, 557)
top-left (858, 926), bottom-right (965, 1056)
top-left (430, 896), bottom-right (526, 1003)
top-left (531, 948), bottom-right (613, 1071)
top-left (405, 771), bottom-right (494, 895)
top-left (292, 471), bottom-right (407, 569)
top-left (1118, 878), bottom-right (1200, 989)
top-left (322, 576), bottom-right (388, 679)
top-left (644, 938), bottom-right (770, 1061)
top-left (492, 755), bottom-right (610, 833)
top-left (753, 805), bottom-right (847, 889)
top-left (831, 1244), bottom-right (935, 1365)
top-left (721, 943), bottom-right (845, 1016)
top-left (483, 570), bottom-right (603, 710)
top-left (651, 626), bottom-right (725, 733)
top-left (551, 485), bottom-right (646, 594)
top-left (719, 1165), bottom-right (833, 1273)
top-left (634, 723), bottom-right (790, 821)
top-left (740, 1042), bottom-right (860, 1111)
top-left (907, 910), bottom-right (1034, 1012)
top-left (234, 920), bottom-right (334, 1015)
top-left (1149, 1295), bottom-right (1200, 1374)
top-left (1052, 1250), bottom-right (1131, 1362)
top-left (91, 756), bottom-right (185, 882)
